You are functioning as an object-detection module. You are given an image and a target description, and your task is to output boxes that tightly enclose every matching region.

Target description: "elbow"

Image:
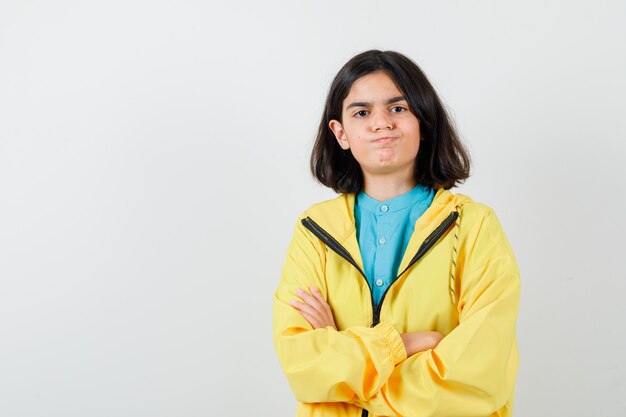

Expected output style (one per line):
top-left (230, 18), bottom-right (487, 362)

top-left (427, 346), bottom-right (518, 414)
top-left (274, 332), bottom-right (326, 403)
top-left (275, 334), bottom-right (358, 404)
top-left (282, 364), bottom-right (353, 403)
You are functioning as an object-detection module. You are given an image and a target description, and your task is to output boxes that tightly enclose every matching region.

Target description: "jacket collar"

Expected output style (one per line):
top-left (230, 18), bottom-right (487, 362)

top-left (356, 184), bottom-right (433, 214)
top-left (304, 188), bottom-right (473, 275)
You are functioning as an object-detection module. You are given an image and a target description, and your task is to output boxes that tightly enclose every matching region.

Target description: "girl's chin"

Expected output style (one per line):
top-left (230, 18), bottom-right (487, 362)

top-left (363, 165), bottom-right (406, 176)
top-left (360, 158), bottom-right (416, 176)
top-left (376, 149), bottom-right (396, 163)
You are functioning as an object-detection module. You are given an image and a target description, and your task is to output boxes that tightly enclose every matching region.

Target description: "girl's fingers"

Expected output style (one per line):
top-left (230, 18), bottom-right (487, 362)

top-left (310, 286), bottom-right (335, 322)
top-left (290, 300), bottom-right (324, 325)
top-left (303, 286), bottom-right (328, 311)
top-left (298, 310), bottom-right (321, 329)
top-left (289, 299), bottom-right (316, 316)
top-left (291, 287), bottom-right (337, 330)
top-left (310, 286), bottom-right (326, 304)
top-left (310, 286), bottom-right (332, 312)
top-left (296, 288), bottom-right (325, 315)
top-left (310, 288), bottom-right (336, 329)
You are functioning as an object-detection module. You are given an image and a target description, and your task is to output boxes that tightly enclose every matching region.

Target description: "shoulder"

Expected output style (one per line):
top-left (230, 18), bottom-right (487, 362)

top-left (460, 198), bottom-right (496, 225)
top-left (293, 193), bottom-right (356, 242)
top-left (446, 193), bottom-right (515, 259)
top-left (439, 189), bottom-right (507, 238)
top-left (439, 189), bottom-right (494, 218)
top-left (297, 193), bottom-right (354, 227)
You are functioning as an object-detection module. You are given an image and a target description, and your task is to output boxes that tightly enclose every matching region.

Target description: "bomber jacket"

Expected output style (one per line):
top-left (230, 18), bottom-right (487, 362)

top-left (273, 187), bottom-right (520, 417)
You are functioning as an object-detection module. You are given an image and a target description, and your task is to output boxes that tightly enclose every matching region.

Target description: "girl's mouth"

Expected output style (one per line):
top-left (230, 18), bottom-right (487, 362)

top-left (373, 136), bottom-right (398, 144)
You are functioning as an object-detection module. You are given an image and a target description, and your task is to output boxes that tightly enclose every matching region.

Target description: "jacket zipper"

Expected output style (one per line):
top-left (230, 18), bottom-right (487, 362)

top-left (301, 210), bottom-right (459, 417)
top-left (373, 210), bottom-right (459, 325)
top-left (301, 217), bottom-right (375, 313)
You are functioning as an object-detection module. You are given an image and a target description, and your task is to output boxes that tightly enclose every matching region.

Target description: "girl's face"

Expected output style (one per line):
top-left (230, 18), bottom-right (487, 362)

top-left (329, 71), bottom-right (421, 181)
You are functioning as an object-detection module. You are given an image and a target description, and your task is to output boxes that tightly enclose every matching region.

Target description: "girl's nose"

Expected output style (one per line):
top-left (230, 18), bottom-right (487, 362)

top-left (372, 111), bottom-right (393, 130)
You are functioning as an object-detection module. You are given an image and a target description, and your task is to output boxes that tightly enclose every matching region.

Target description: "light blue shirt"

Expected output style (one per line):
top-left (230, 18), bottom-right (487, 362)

top-left (354, 184), bottom-right (435, 305)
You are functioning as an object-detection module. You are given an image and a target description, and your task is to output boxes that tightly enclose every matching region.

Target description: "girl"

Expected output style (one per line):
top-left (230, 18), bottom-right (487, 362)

top-left (273, 50), bottom-right (520, 417)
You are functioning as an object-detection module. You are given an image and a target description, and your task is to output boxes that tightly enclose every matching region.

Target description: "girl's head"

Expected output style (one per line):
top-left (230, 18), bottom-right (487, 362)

top-left (311, 50), bottom-right (470, 193)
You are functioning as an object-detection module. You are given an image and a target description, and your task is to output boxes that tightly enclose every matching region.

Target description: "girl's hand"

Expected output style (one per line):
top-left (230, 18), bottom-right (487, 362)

top-left (288, 286), bottom-right (443, 355)
top-left (401, 331), bottom-right (444, 356)
top-left (290, 286), bottom-right (337, 330)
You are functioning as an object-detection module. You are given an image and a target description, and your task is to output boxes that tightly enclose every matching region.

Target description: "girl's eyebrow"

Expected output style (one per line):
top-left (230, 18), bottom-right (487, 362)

top-left (346, 96), bottom-right (406, 110)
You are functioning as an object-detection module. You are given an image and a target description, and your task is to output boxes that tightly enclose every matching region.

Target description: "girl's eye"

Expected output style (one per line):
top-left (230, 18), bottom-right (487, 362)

top-left (390, 106), bottom-right (406, 113)
top-left (354, 110), bottom-right (369, 117)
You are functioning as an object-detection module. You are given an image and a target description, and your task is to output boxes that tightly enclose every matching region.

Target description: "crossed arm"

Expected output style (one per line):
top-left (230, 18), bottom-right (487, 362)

top-left (274, 210), bottom-right (520, 416)
top-left (290, 286), bottom-right (444, 356)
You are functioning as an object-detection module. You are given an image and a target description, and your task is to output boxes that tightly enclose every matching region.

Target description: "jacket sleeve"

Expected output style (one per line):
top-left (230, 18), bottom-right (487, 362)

top-left (351, 208), bottom-right (521, 417)
top-left (272, 218), bottom-right (408, 404)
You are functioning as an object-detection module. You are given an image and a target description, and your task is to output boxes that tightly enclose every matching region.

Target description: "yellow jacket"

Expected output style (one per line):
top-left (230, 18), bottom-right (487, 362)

top-left (273, 188), bottom-right (520, 417)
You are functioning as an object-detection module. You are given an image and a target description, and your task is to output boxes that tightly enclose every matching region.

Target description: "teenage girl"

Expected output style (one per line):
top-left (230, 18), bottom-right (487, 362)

top-left (273, 50), bottom-right (520, 417)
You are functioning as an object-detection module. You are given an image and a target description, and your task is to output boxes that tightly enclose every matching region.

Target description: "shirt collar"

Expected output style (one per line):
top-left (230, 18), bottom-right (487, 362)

top-left (356, 184), bottom-right (432, 214)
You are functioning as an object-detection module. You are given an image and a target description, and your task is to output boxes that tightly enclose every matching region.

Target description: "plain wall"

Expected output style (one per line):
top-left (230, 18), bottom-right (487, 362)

top-left (1, 0), bottom-right (625, 415)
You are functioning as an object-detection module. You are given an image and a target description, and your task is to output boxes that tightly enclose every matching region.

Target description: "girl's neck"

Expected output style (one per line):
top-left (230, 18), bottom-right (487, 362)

top-left (362, 170), bottom-right (417, 202)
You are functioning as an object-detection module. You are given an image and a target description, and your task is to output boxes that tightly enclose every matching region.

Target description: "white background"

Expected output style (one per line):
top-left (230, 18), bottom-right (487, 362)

top-left (1, 1), bottom-right (625, 416)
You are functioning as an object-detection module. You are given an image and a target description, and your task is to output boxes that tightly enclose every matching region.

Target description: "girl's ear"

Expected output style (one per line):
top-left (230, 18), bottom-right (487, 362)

top-left (329, 119), bottom-right (350, 150)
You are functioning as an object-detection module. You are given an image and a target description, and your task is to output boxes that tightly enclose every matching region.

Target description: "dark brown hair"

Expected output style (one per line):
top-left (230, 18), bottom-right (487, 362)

top-left (311, 50), bottom-right (471, 193)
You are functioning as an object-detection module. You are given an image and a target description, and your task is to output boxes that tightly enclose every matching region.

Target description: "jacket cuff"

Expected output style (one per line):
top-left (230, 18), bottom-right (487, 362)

top-left (375, 321), bottom-right (407, 365)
